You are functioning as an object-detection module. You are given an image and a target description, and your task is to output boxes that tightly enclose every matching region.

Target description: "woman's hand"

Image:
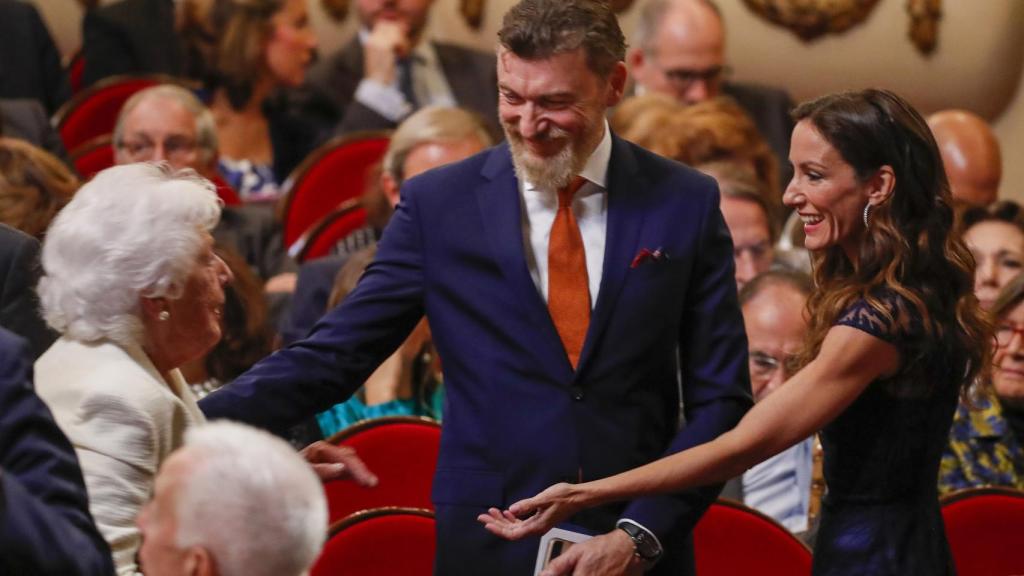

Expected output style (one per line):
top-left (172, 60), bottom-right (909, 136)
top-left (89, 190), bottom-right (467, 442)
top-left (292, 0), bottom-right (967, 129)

top-left (300, 441), bottom-right (378, 486)
top-left (476, 482), bottom-right (583, 540)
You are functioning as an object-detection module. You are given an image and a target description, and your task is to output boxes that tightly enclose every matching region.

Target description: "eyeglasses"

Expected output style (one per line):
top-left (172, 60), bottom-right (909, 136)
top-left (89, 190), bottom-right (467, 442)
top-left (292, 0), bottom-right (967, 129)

top-left (118, 135), bottom-right (198, 162)
top-left (996, 323), bottom-right (1024, 348)
top-left (658, 63), bottom-right (731, 94)
top-left (749, 350), bottom-right (798, 383)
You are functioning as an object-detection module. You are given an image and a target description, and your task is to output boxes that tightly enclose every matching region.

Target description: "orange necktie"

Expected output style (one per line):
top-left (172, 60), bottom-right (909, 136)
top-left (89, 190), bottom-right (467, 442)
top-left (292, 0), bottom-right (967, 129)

top-left (548, 176), bottom-right (590, 369)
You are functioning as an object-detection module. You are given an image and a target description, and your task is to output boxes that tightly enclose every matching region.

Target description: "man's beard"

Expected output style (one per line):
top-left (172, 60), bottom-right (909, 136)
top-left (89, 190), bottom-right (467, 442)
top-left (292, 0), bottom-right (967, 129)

top-left (504, 120), bottom-right (601, 191)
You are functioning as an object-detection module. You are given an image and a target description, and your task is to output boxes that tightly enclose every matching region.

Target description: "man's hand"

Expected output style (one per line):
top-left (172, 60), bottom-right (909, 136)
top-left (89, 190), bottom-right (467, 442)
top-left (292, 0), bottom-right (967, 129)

top-left (541, 529), bottom-right (646, 576)
top-left (300, 441), bottom-right (378, 486)
top-left (364, 20), bottom-right (411, 85)
top-left (477, 482), bottom-right (581, 540)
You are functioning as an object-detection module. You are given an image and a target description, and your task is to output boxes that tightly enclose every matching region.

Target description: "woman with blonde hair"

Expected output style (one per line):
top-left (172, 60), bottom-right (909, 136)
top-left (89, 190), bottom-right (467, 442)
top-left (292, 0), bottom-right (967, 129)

top-left (0, 138), bottom-right (78, 238)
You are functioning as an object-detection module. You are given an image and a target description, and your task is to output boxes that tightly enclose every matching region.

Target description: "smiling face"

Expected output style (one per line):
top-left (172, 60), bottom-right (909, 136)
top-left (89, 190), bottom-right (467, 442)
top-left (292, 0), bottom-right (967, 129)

top-left (783, 120), bottom-right (875, 258)
top-left (994, 300), bottom-right (1024, 406)
top-left (498, 47), bottom-right (625, 190)
top-left (265, 0), bottom-right (317, 87)
top-left (964, 220), bottom-right (1024, 310)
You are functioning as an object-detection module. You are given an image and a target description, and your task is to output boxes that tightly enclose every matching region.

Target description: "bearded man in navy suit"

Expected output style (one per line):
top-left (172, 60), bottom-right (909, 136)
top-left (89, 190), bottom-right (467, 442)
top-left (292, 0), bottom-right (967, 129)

top-left (201, 1), bottom-right (751, 573)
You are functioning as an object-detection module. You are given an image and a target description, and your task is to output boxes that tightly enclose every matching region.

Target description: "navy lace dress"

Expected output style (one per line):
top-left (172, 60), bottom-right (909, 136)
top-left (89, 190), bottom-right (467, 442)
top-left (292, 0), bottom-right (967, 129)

top-left (812, 295), bottom-right (959, 575)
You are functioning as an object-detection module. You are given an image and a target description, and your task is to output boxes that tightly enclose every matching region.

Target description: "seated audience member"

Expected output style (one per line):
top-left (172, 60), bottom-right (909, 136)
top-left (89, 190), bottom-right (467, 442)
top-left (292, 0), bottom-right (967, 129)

top-left (609, 92), bottom-right (680, 141)
top-left (0, 138), bottom-right (79, 239)
top-left (699, 160), bottom-right (777, 289)
top-left (81, 0), bottom-right (216, 87)
top-left (720, 271), bottom-right (818, 538)
top-left (0, 327), bottom-right (114, 576)
top-left (0, 0), bottom-right (70, 114)
top-left (207, 0), bottom-right (319, 201)
top-left (0, 224), bottom-right (57, 358)
top-left (33, 164), bottom-right (373, 575)
top-left (940, 272), bottom-right (1024, 494)
top-left (0, 98), bottom-right (71, 165)
top-left (628, 0), bottom-right (794, 183)
top-left (315, 245), bottom-right (442, 437)
top-left (960, 201), bottom-right (1024, 310)
top-left (114, 85), bottom-right (294, 283)
top-left (282, 106), bottom-right (491, 344)
top-left (34, 164), bottom-right (230, 575)
top-left (928, 109), bottom-right (1002, 207)
top-left (137, 421), bottom-right (327, 576)
top-left (304, 0), bottom-right (500, 137)
top-left (180, 246), bottom-right (274, 399)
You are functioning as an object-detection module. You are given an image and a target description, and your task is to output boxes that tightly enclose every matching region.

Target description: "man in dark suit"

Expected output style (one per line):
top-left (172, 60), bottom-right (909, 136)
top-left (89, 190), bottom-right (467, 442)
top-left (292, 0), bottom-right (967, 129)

top-left (81, 0), bottom-right (211, 87)
top-left (0, 327), bottom-right (115, 575)
top-left (628, 0), bottom-right (794, 183)
top-left (201, 1), bottom-right (751, 573)
top-left (0, 98), bottom-right (71, 166)
top-left (0, 0), bottom-right (70, 115)
top-left (0, 225), bottom-right (57, 359)
top-left (304, 0), bottom-right (500, 137)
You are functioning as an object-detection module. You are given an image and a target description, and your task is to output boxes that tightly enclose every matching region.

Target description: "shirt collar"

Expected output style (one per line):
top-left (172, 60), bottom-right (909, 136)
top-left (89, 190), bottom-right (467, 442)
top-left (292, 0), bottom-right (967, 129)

top-left (579, 119), bottom-right (612, 190)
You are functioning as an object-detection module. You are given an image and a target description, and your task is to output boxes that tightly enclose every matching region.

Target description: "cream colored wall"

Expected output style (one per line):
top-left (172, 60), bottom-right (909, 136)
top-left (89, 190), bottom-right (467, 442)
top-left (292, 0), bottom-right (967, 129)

top-left (30, 0), bottom-right (1024, 197)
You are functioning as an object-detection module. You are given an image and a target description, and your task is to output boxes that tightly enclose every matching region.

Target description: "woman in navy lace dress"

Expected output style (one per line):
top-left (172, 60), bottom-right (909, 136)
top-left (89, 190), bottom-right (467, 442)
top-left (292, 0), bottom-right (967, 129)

top-left (480, 89), bottom-right (991, 575)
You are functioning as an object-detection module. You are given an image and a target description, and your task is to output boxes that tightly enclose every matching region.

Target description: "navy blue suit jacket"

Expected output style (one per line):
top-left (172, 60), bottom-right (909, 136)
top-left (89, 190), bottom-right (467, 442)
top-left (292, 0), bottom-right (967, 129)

top-left (201, 135), bottom-right (752, 575)
top-left (0, 328), bottom-right (114, 575)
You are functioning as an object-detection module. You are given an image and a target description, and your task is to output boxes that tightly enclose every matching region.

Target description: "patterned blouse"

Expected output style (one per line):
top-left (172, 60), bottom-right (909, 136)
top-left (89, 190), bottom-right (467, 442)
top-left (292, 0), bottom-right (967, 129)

top-left (938, 391), bottom-right (1024, 495)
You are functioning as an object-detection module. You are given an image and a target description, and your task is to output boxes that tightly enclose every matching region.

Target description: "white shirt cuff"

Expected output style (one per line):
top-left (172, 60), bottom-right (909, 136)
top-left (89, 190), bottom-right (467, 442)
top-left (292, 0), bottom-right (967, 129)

top-left (616, 518), bottom-right (664, 556)
top-left (353, 78), bottom-right (412, 122)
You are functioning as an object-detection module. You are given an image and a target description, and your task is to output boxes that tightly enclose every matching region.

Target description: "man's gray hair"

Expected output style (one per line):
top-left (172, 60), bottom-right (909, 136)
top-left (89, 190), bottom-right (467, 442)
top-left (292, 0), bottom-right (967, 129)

top-left (382, 106), bottom-right (493, 186)
top-left (38, 163), bottom-right (221, 347)
top-left (634, 0), bottom-right (722, 53)
top-left (114, 85), bottom-right (219, 164)
top-left (175, 422), bottom-right (328, 576)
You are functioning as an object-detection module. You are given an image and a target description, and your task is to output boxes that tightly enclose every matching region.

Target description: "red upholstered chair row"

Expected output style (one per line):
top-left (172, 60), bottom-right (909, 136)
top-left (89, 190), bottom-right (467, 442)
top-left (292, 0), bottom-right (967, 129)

top-left (69, 134), bottom-right (115, 181)
top-left (941, 486), bottom-right (1024, 576)
top-left (693, 498), bottom-right (813, 576)
top-left (288, 198), bottom-right (367, 262)
top-left (311, 507), bottom-right (436, 576)
top-left (323, 416), bottom-right (441, 524)
top-left (278, 130), bottom-right (390, 251)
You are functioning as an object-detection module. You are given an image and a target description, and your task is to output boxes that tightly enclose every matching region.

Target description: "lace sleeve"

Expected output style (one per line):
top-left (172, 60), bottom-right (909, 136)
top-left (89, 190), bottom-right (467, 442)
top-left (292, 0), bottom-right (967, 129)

top-left (835, 293), bottom-right (916, 344)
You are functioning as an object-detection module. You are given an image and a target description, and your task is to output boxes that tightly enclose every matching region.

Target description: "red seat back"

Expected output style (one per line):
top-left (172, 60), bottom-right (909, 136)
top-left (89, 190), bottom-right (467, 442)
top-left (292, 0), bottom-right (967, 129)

top-left (208, 173), bottom-right (243, 207)
top-left (290, 199), bottom-right (368, 262)
top-left (323, 417), bottom-right (441, 524)
top-left (54, 75), bottom-right (184, 154)
top-left (68, 50), bottom-right (86, 95)
top-left (693, 499), bottom-right (813, 576)
top-left (279, 131), bottom-right (389, 250)
top-left (311, 508), bottom-right (435, 576)
top-left (941, 487), bottom-right (1024, 576)
top-left (69, 134), bottom-right (115, 180)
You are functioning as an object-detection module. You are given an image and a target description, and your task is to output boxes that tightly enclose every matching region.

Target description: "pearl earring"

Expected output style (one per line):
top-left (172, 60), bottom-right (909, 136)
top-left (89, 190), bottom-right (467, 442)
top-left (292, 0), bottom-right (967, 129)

top-left (158, 310), bottom-right (170, 321)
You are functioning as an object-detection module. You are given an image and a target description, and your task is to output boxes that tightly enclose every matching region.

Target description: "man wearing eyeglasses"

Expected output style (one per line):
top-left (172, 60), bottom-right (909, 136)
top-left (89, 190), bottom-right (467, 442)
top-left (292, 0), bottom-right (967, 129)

top-left (628, 0), bottom-right (794, 183)
top-left (720, 270), bottom-right (819, 541)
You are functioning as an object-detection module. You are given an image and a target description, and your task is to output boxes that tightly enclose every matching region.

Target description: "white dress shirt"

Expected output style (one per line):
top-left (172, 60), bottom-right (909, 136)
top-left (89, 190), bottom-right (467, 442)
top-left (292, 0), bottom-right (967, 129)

top-left (353, 32), bottom-right (457, 122)
top-left (520, 122), bottom-right (611, 305)
top-left (742, 435), bottom-right (814, 533)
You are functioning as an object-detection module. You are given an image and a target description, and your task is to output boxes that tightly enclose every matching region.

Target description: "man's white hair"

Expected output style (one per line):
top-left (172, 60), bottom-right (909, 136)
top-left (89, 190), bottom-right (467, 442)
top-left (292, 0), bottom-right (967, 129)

top-left (38, 163), bottom-right (221, 347)
top-left (175, 422), bottom-right (328, 576)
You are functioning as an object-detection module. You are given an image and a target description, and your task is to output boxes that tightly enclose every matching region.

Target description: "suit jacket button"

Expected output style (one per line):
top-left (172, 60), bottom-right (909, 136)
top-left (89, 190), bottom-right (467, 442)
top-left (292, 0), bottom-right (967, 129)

top-left (570, 386), bottom-right (584, 401)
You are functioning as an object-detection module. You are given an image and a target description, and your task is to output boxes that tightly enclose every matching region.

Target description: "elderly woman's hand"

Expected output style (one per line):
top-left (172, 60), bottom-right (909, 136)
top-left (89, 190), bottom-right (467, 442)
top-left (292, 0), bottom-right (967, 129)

top-left (300, 441), bottom-right (378, 486)
top-left (477, 482), bottom-right (583, 540)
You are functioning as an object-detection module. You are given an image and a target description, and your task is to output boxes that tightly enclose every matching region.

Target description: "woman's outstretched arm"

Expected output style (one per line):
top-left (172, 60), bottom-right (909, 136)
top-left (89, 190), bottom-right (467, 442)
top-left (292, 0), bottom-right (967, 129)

top-left (479, 324), bottom-right (900, 540)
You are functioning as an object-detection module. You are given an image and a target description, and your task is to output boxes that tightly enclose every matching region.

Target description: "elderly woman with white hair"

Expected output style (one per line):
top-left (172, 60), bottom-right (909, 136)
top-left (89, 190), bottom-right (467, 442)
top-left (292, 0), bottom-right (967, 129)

top-left (33, 163), bottom-right (232, 575)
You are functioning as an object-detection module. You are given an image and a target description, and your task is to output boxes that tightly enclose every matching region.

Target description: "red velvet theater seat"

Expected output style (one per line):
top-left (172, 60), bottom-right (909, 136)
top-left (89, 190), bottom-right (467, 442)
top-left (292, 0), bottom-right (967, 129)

top-left (693, 498), bottom-right (813, 576)
top-left (323, 416), bottom-right (441, 524)
top-left (311, 507), bottom-right (435, 576)
top-left (278, 130), bottom-right (389, 251)
top-left (289, 199), bottom-right (367, 262)
top-left (941, 486), bottom-right (1024, 576)
top-left (69, 134), bottom-right (114, 180)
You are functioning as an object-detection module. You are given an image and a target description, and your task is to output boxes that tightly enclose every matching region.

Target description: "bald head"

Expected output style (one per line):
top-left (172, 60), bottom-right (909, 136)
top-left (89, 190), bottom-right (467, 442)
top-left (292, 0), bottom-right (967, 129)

top-left (927, 109), bottom-right (1002, 207)
top-left (630, 0), bottom-right (725, 105)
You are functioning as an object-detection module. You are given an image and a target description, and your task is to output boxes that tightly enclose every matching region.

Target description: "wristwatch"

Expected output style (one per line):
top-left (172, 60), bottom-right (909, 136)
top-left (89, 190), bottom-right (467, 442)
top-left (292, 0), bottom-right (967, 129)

top-left (616, 520), bottom-right (664, 563)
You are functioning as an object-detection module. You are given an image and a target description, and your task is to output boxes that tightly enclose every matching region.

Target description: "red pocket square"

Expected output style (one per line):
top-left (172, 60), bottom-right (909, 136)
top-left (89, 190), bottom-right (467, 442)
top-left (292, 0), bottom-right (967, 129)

top-left (630, 247), bottom-right (669, 269)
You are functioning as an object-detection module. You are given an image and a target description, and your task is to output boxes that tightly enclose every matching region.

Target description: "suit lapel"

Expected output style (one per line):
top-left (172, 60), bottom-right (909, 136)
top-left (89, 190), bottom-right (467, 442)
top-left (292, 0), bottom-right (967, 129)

top-left (576, 136), bottom-right (647, 375)
top-left (476, 145), bottom-right (574, 378)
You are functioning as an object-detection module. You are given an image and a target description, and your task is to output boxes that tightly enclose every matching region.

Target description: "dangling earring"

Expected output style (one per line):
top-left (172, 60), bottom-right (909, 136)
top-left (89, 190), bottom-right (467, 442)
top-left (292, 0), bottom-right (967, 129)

top-left (158, 310), bottom-right (170, 321)
top-left (863, 204), bottom-right (872, 228)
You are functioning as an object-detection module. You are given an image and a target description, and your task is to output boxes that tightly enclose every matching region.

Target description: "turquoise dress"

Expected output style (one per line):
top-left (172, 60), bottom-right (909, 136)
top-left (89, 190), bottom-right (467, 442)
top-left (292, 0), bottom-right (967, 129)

top-left (315, 381), bottom-right (445, 438)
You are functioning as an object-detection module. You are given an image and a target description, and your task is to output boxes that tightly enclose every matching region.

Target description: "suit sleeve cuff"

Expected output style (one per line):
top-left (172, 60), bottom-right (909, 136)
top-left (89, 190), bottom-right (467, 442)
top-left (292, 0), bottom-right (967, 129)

top-left (354, 79), bottom-right (412, 122)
